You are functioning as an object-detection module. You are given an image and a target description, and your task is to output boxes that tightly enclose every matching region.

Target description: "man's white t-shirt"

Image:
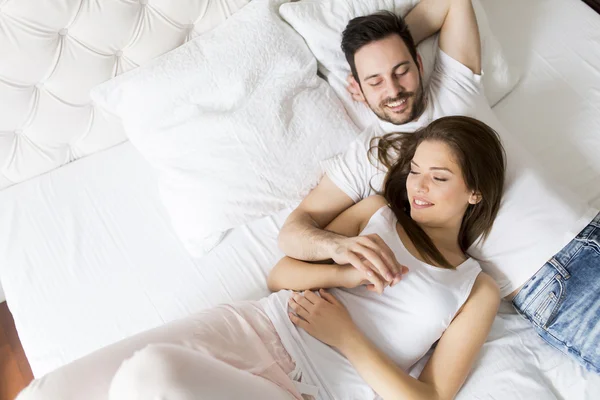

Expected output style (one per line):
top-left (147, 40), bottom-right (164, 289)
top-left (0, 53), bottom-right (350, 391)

top-left (323, 50), bottom-right (598, 297)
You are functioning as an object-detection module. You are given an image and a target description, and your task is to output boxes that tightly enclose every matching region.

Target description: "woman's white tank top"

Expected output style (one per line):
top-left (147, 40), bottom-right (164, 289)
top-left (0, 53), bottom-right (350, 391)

top-left (261, 205), bottom-right (482, 399)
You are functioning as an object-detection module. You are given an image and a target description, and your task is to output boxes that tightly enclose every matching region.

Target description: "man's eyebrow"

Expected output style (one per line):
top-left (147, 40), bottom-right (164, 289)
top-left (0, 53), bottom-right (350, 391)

top-left (392, 61), bottom-right (411, 71)
top-left (363, 61), bottom-right (410, 81)
top-left (364, 72), bottom-right (381, 81)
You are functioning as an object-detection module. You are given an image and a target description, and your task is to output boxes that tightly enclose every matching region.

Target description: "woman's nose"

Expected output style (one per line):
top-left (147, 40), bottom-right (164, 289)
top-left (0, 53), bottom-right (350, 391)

top-left (415, 175), bottom-right (429, 193)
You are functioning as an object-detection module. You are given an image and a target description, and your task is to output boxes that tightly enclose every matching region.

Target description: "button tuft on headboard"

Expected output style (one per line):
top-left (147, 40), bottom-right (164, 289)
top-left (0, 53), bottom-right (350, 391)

top-left (0, 0), bottom-right (251, 190)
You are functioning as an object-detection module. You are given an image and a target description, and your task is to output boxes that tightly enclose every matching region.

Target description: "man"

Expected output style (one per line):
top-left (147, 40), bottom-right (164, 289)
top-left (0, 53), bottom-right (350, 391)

top-left (278, 0), bottom-right (600, 373)
top-left (280, 0), bottom-right (483, 285)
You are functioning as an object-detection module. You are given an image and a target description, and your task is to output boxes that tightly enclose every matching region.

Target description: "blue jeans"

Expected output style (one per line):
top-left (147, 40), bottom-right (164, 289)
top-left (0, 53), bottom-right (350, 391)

top-left (512, 212), bottom-right (600, 374)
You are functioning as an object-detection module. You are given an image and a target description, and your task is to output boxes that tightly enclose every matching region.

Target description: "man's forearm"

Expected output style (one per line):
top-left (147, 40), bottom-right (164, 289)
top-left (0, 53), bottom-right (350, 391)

top-left (278, 211), bottom-right (346, 261)
top-left (405, 0), bottom-right (453, 45)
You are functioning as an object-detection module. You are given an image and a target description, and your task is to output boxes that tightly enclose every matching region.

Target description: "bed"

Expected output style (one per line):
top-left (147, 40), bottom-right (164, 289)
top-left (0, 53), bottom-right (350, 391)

top-left (1, 0), bottom-right (600, 398)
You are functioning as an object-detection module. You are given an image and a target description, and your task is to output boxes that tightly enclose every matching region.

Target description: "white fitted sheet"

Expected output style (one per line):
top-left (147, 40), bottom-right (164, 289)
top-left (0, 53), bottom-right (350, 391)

top-left (1, 0), bottom-right (600, 397)
top-left (0, 142), bottom-right (290, 377)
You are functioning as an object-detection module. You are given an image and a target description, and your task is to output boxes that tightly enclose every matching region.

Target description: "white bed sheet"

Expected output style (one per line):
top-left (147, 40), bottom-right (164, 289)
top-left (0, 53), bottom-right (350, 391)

top-left (0, 142), bottom-right (290, 377)
top-left (1, 0), bottom-right (600, 397)
top-left (483, 0), bottom-right (600, 210)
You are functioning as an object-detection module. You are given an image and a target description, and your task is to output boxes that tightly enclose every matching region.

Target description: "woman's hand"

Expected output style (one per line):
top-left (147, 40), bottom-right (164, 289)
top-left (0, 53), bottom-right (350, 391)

top-left (338, 263), bottom-right (406, 294)
top-left (288, 289), bottom-right (361, 350)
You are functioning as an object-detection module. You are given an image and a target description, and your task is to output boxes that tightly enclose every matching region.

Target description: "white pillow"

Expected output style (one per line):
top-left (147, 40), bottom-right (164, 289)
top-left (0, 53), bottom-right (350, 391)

top-left (91, 0), bottom-right (360, 257)
top-left (280, 0), bottom-right (520, 129)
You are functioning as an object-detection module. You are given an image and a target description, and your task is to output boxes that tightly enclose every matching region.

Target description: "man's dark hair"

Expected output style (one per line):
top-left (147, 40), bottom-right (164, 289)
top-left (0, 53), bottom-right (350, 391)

top-left (341, 11), bottom-right (418, 84)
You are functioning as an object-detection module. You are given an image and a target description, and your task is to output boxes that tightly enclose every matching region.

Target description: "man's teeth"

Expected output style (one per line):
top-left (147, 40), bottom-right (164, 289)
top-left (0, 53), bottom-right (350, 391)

top-left (415, 199), bottom-right (431, 206)
top-left (386, 99), bottom-right (407, 107)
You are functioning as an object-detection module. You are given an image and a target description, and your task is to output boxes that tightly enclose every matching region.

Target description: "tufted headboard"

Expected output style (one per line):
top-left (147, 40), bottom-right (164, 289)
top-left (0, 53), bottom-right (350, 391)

top-left (0, 0), bottom-right (250, 190)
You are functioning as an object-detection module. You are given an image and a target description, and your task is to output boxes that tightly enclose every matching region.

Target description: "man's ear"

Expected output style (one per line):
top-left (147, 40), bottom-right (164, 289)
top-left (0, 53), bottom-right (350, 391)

top-left (347, 74), bottom-right (366, 103)
top-left (469, 191), bottom-right (482, 205)
top-left (417, 53), bottom-right (424, 76)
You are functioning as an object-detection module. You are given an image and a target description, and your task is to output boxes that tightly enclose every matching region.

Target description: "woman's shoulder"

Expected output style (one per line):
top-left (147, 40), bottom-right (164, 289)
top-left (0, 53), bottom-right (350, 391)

top-left (470, 272), bottom-right (501, 304)
top-left (355, 195), bottom-right (390, 233)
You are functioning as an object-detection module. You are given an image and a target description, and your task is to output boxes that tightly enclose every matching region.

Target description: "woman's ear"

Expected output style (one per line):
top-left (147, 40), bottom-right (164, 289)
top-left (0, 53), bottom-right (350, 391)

top-left (469, 191), bottom-right (482, 205)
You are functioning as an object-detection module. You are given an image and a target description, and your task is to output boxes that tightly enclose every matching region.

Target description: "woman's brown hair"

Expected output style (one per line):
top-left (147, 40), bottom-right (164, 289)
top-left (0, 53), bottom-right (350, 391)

top-left (370, 116), bottom-right (506, 269)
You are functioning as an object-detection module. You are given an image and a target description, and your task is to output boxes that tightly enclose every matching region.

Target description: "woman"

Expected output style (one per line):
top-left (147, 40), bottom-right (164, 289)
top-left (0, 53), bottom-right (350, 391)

top-left (17, 116), bottom-right (506, 400)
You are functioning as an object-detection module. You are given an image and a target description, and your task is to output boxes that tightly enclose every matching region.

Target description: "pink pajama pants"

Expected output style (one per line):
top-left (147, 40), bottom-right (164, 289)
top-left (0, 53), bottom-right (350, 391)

top-left (16, 302), bottom-right (310, 400)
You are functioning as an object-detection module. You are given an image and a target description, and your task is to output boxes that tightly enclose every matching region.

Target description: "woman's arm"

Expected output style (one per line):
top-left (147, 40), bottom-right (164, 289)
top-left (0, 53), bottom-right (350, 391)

top-left (290, 273), bottom-right (500, 400)
top-left (268, 196), bottom-right (397, 293)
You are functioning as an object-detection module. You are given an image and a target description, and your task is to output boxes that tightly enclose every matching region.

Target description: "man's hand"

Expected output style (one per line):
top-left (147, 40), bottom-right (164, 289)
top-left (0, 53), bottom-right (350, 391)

top-left (331, 234), bottom-right (408, 287)
top-left (346, 74), bottom-right (366, 103)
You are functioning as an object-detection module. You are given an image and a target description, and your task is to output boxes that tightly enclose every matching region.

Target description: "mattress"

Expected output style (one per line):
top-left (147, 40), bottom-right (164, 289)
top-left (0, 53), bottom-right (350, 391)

top-left (0, 0), bottom-right (600, 398)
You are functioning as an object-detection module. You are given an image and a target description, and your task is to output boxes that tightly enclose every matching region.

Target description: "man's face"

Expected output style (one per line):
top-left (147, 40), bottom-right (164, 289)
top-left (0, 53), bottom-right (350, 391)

top-left (354, 35), bottom-right (425, 125)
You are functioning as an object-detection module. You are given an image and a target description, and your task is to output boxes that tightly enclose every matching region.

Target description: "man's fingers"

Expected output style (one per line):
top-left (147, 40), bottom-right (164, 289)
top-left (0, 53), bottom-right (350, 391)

top-left (353, 243), bottom-right (393, 281)
top-left (347, 252), bottom-right (374, 277)
top-left (363, 235), bottom-right (400, 276)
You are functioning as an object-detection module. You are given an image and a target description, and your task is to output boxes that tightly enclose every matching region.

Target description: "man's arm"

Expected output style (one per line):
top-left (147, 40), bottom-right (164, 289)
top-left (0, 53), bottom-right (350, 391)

top-left (278, 179), bottom-right (402, 283)
top-left (271, 196), bottom-right (398, 294)
top-left (405, 0), bottom-right (481, 74)
top-left (278, 175), bottom-right (354, 262)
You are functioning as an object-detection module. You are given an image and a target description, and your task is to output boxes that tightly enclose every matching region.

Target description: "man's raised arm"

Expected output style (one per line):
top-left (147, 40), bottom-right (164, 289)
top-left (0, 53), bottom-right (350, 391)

top-left (406, 0), bottom-right (481, 74)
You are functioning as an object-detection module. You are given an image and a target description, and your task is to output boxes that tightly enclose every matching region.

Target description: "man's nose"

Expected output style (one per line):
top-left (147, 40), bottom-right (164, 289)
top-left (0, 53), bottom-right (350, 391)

top-left (384, 78), bottom-right (403, 98)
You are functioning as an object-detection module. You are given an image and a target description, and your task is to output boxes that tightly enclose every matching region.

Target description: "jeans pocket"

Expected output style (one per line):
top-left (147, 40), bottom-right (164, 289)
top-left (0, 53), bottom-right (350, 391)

top-left (532, 276), bottom-right (565, 329)
top-left (585, 237), bottom-right (600, 256)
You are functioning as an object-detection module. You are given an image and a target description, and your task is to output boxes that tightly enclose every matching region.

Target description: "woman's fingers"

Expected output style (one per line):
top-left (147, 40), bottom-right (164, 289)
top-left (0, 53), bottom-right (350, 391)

top-left (319, 289), bottom-right (341, 306)
top-left (289, 312), bottom-right (309, 330)
top-left (289, 298), bottom-right (310, 319)
top-left (293, 292), bottom-right (312, 307)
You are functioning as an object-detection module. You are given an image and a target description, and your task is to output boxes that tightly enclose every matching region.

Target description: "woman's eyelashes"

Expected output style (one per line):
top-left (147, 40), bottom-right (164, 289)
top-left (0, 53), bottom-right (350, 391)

top-left (409, 170), bottom-right (448, 182)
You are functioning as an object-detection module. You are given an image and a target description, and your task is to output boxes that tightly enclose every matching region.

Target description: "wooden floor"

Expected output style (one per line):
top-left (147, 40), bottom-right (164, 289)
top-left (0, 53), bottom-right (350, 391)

top-left (0, 302), bottom-right (33, 400)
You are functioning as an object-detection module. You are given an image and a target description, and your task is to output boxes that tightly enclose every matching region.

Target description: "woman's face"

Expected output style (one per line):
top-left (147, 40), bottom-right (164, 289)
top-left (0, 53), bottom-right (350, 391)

top-left (406, 140), bottom-right (480, 229)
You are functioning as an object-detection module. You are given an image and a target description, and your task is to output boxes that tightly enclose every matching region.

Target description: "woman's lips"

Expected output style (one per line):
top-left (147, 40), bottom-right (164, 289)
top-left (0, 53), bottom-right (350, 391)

top-left (412, 197), bottom-right (434, 209)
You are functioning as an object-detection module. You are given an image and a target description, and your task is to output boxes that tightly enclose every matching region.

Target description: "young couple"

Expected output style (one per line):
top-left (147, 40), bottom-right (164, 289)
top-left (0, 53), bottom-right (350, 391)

top-left (17, 0), bottom-right (600, 399)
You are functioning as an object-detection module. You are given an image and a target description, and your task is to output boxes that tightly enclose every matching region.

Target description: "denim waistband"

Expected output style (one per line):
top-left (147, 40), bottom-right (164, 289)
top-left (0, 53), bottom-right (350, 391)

top-left (552, 211), bottom-right (600, 269)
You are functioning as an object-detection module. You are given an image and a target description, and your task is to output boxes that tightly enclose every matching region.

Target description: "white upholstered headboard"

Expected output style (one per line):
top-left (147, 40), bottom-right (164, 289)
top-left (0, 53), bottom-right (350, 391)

top-left (0, 0), bottom-right (250, 190)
